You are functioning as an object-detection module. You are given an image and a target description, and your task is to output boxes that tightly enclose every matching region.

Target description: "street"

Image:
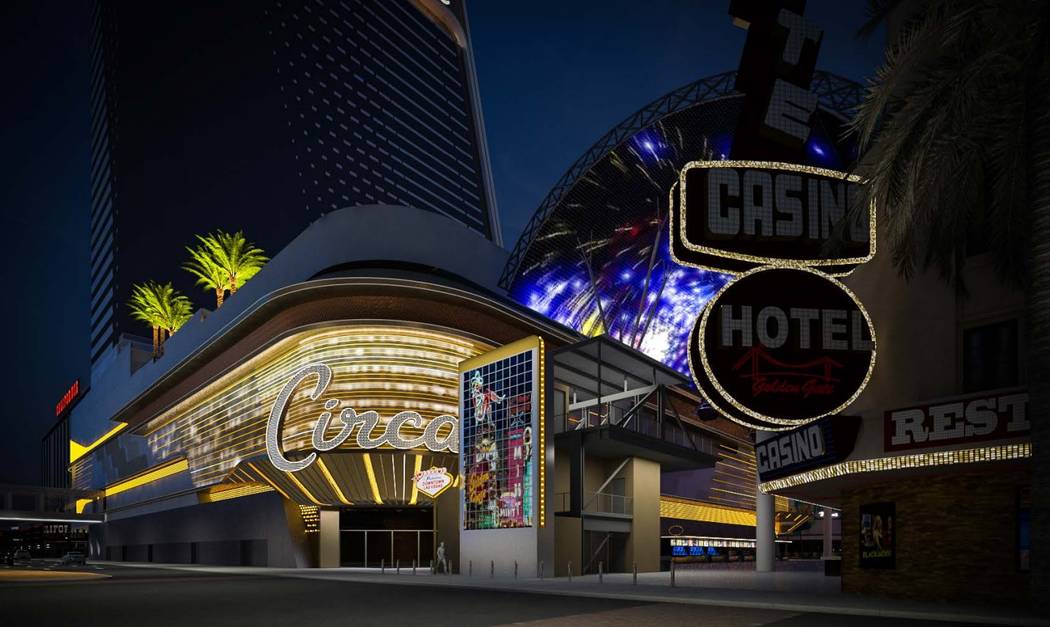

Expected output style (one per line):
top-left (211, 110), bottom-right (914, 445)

top-left (0, 563), bottom-right (996, 626)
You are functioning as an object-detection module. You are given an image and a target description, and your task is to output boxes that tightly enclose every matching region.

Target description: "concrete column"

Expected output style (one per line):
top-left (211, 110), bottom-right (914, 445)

top-left (318, 509), bottom-right (340, 568)
top-left (822, 507), bottom-right (834, 558)
top-left (755, 482), bottom-right (774, 572)
top-left (755, 430), bottom-right (775, 572)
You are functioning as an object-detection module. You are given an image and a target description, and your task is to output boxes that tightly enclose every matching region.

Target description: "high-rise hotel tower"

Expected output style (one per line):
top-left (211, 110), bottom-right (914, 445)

top-left (87, 0), bottom-right (499, 373)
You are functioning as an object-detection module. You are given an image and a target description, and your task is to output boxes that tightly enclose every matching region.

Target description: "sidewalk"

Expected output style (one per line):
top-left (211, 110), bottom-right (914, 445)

top-left (94, 561), bottom-right (1048, 626)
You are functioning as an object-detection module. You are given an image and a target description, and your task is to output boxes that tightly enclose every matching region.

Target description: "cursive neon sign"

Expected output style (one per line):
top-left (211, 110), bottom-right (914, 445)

top-left (266, 363), bottom-right (459, 473)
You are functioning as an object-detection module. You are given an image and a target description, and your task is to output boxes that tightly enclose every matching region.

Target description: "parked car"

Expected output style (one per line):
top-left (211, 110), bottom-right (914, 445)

top-left (59, 551), bottom-right (86, 566)
top-left (12, 550), bottom-right (31, 566)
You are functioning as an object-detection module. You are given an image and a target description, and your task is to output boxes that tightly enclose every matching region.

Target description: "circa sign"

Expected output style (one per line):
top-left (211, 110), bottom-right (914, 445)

top-left (884, 390), bottom-right (1029, 452)
top-left (690, 266), bottom-right (875, 428)
top-left (266, 364), bottom-right (458, 473)
top-left (756, 415), bottom-right (860, 481)
top-left (671, 161), bottom-right (873, 274)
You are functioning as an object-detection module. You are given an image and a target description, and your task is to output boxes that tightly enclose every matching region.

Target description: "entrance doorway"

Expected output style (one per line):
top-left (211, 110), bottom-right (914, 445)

top-left (339, 507), bottom-right (434, 567)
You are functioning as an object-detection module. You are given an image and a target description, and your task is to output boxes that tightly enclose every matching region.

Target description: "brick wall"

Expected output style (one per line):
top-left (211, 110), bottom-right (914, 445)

top-left (841, 466), bottom-right (1030, 605)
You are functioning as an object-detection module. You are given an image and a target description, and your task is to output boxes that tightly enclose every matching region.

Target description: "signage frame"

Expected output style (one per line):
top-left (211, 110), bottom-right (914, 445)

top-left (690, 265), bottom-right (876, 430)
top-left (670, 160), bottom-right (874, 276)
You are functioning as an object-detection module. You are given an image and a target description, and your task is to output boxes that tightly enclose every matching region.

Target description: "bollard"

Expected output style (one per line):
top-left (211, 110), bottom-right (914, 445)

top-left (670, 559), bottom-right (676, 587)
top-left (568, 561), bottom-right (573, 582)
top-left (490, 560), bottom-right (494, 578)
top-left (381, 558), bottom-right (385, 575)
top-left (449, 561), bottom-right (453, 576)
top-left (430, 559), bottom-right (434, 574)
top-left (598, 561), bottom-right (603, 584)
top-left (633, 562), bottom-right (637, 585)
top-left (514, 561), bottom-right (518, 579)
top-left (469, 560), bottom-right (473, 577)
top-left (396, 559), bottom-right (400, 575)
top-left (539, 560), bottom-right (544, 580)
top-left (412, 560), bottom-right (416, 576)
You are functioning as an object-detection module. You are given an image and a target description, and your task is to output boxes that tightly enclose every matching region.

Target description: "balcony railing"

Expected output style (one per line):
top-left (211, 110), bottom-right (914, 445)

top-left (552, 387), bottom-right (717, 456)
top-left (554, 491), bottom-right (633, 516)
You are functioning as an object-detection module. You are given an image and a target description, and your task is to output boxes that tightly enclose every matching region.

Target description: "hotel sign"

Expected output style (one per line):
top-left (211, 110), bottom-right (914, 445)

top-left (266, 364), bottom-right (459, 473)
top-left (884, 390), bottom-right (1030, 452)
top-left (690, 267), bottom-right (875, 428)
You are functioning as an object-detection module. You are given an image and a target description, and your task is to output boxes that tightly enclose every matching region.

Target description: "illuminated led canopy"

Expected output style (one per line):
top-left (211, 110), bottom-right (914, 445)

top-left (140, 324), bottom-right (491, 488)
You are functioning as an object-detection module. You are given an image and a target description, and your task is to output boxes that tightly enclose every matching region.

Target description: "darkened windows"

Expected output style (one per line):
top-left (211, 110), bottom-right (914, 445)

top-left (963, 319), bottom-right (1020, 392)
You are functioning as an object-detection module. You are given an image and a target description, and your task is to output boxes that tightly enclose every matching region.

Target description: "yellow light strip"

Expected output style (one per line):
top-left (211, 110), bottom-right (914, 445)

top-left (538, 337), bottom-right (546, 528)
top-left (70, 422), bottom-right (128, 464)
top-left (409, 454), bottom-right (423, 505)
top-left (75, 498), bottom-right (92, 514)
top-left (246, 462), bottom-right (293, 501)
top-left (660, 495), bottom-right (756, 527)
top-left (285, 469), bottom-right (325, 505)
top-left (199, 483), bottom-right (274, 504)
top-left (363, 453), bottom-right (384, 504)
top-left (316, 457), bottom-right (352, 505)
top-left (760, 443), bottom-right (1032, 493)
top-left (104, 459), bottom-right (188, 497)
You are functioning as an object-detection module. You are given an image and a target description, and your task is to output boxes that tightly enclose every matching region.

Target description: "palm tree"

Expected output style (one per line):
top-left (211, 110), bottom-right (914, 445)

top-left (127, 281), bottom-right (194, 356)
top-left (184, 243), bottom-right (229, 309)
top-left (188, 230), bottom-right (268, 301)
top-left (852, 0), bottom-right (1049, 608)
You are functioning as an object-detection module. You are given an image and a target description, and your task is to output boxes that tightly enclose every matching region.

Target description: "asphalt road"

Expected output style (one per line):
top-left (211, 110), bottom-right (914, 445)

top-left (0, 563), bottom-right (995, 627)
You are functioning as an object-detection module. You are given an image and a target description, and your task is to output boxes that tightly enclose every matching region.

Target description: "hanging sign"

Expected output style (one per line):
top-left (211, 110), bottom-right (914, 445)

top-left (670, 161), bottom-right (873, 275)
top-left (756, 414), bottom-right (860, 481)
top-left (689, 267), bottom-right (875, 428)
top-left (413, 466), bottom-right (454, 498)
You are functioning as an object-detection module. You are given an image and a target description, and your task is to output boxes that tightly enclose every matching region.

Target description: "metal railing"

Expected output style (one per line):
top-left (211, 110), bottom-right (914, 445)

top-left (551, 389), bottom-right (717, 456)
top-left (553, 491), bottom-right (633, 516)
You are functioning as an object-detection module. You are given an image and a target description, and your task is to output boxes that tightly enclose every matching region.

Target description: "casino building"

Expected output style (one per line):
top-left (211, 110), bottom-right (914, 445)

top-left (66, 205), bottom-right (760, 572)
top-left (64, 65), bottom-right (865, 573)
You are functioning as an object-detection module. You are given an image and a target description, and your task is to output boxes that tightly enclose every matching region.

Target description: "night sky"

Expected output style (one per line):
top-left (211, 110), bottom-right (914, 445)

top-left (0, 0), bottom-right (883, 484)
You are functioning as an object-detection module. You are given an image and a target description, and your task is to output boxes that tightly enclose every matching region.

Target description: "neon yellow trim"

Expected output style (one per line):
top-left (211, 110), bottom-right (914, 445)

top-left (70, 422), bottom-right (128, 464)
top-left (104, 459), bottom-right (188, 497)
top-left (363, 453), bottom-right (384, 504)
top-left (75, 499), bottom-right (92, 514)
top-left (538, 336), bottom-right (546, 528)
top-left (316, 457), bottom-right (352, 505)
top-left (246, 462), bottom-right (294, 501)
top-left (660, 495), bottom-right (757, 527)
top-left (285, 470), bottom-right (324, 505)
top-left (409, 454), bottom-right (423, 505)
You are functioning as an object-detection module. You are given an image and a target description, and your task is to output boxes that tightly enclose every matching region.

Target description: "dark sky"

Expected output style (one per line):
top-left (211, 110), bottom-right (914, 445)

top-left (0, 0), bottom-right (883, 484)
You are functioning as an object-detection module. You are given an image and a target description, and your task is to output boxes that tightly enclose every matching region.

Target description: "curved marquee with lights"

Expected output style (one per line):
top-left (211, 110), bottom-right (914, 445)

top-left (140, 324), bottom-right (492, 505)
top-left (502, 71), bottom-right (864, 374)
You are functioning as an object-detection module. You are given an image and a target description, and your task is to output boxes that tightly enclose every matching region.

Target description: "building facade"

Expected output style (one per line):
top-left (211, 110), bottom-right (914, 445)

top-left (87, 0), bottom-right (500, 373)
top-left (759, 231), bottom-right (1031, 604)
top-left (69, 205), bottom-right (763, 573)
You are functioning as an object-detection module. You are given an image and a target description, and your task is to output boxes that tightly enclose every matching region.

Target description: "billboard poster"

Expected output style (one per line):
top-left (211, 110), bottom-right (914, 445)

top-left (859, 502), bottom-right (895, 569)
top-left (461, 339), bottom-right (539, 530)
